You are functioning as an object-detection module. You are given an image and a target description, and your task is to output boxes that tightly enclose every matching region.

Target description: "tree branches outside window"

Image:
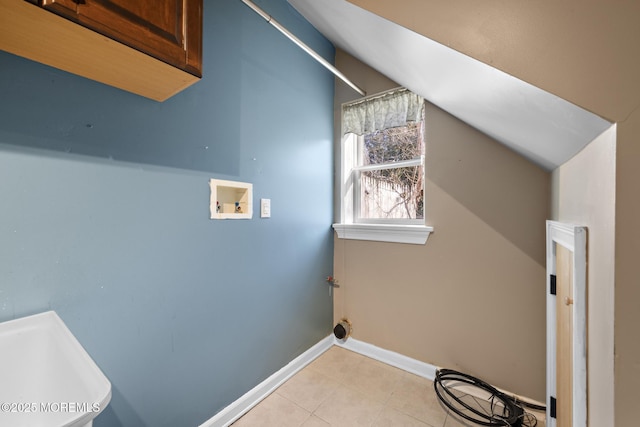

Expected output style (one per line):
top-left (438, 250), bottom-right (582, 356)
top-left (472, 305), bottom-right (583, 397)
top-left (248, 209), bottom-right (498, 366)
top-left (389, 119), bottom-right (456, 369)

top-left (360, 121), bottom-right (424, 220)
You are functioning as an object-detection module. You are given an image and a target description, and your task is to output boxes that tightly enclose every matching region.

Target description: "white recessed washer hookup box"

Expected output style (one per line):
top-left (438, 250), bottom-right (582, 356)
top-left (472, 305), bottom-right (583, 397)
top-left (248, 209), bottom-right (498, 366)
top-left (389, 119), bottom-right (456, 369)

top-left (0, 311), bottom-right (111, 427)
top-left (209, 179), bottom-right (253, 220)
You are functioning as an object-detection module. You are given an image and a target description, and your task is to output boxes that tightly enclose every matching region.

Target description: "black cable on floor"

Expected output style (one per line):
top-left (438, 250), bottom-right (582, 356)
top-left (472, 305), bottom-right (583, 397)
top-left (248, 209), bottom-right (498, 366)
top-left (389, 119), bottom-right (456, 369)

top-left (433, 369), bottom-right (544, 427)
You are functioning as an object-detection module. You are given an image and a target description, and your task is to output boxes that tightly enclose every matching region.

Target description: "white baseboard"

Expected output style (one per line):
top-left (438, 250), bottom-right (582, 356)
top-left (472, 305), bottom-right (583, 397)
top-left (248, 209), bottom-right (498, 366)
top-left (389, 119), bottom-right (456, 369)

top-left (199, 335), bottom-right (334, 427)
top-left (199, 334), bottom-right (439, 427)
top-left (199, 334), bottom-right (542, 427)
top-left (337, 337), bottom-right (545, 419)
top-left (334, 336), bottom-right (438, 380)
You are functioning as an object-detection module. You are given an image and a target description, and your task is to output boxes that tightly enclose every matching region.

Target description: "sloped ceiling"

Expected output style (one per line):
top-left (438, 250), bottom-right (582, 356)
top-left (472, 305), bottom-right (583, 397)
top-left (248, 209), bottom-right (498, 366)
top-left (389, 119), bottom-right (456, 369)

top-left (288, 0), bottom-right (612, 170)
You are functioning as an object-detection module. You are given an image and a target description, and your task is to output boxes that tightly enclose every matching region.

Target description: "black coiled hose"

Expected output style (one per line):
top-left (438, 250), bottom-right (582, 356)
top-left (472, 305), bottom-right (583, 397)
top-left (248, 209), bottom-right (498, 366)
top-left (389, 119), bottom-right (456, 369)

top-left (434, 369), bottom-right (542, 427)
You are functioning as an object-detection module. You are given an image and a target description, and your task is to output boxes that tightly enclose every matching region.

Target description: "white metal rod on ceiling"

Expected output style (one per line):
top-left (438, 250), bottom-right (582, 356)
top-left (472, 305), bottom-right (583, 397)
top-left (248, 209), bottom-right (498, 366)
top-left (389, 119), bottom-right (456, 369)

top-left (239, 0), bottom-right (366, 96)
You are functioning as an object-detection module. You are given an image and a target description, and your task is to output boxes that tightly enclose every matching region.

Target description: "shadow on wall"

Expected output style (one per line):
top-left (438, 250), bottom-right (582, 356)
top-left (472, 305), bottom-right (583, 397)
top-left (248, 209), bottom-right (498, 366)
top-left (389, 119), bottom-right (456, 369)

top-left (426, 103), bottom-right (550, 266)
top-left (0, 5), bottom-right (244, 175)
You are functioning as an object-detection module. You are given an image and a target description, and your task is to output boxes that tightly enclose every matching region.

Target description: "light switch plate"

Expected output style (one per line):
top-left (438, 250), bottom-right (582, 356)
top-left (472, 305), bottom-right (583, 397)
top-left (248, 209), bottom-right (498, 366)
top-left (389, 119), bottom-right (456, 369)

top-left (260, 198), bottom-right (271, 218)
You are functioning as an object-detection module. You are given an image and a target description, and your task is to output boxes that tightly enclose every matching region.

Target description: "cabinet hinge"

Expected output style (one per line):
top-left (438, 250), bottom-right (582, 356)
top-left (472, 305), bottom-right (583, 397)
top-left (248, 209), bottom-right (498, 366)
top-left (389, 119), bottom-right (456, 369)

top-left (550, 396), bottom-right (557, 419)
top-left (550, 274), bottom-right (557, 295)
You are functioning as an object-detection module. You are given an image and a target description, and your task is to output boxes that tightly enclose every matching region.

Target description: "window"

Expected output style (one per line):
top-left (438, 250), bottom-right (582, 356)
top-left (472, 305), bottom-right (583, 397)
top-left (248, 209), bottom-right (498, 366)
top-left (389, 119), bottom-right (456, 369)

top-left (333, 88), bottom-right (433, 244)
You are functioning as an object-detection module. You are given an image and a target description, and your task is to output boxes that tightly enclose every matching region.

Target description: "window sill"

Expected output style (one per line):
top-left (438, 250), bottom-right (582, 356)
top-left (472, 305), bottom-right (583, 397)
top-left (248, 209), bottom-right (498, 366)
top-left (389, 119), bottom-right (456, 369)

top-left (332, 223), bottom-right (433, 245)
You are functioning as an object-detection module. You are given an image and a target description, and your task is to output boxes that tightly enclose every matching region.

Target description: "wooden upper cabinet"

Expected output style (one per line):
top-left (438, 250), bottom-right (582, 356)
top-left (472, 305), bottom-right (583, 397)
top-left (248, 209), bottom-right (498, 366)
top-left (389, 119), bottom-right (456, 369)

top-left (36, 0), bottom-right (202, 77)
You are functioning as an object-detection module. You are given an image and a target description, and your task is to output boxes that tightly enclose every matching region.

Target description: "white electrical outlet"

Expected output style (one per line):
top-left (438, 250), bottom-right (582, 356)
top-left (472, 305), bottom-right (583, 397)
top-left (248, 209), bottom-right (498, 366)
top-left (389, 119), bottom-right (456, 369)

top-left (260, 198), bottom-right (271, 218)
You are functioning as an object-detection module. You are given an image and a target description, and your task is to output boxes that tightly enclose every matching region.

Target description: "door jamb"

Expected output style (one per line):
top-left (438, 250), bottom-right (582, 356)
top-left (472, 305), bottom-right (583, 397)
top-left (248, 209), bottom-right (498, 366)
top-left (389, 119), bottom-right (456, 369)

top-left (546, 220), bottom-right (587, 427)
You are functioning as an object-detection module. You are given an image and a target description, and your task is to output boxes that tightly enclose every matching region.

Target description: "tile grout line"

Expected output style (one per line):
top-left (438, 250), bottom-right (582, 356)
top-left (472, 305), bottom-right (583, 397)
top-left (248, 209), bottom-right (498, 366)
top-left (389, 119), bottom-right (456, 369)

top-left (314, 347), bottom-right (445, 427)
top-left (239, 340), bottom-right (545, 427)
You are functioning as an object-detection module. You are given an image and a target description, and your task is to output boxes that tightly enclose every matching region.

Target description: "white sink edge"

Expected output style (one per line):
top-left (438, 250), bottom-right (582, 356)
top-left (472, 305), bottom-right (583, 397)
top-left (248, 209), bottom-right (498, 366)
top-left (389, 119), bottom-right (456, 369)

top-left (0, 311), bottom-right (112, 427)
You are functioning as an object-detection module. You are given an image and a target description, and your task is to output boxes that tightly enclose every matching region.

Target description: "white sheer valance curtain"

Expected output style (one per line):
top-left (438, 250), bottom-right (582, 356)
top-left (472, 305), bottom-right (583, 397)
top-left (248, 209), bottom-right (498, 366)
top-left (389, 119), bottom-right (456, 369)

top-left (342, 87), bottom-right (424, 136)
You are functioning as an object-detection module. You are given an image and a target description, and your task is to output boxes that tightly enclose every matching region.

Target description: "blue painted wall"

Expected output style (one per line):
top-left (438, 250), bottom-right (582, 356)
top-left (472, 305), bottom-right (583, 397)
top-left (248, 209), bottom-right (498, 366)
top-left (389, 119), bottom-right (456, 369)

top-left (0, 0), bottom-right (334, 425)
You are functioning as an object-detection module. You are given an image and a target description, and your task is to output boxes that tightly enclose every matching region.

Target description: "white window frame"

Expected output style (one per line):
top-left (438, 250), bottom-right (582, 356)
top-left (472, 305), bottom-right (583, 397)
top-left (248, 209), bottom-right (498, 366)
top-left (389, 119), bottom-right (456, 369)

top-left (333, 92), bottom-right (433, 245)
top-left (354, 140), bottom-right (424, 226)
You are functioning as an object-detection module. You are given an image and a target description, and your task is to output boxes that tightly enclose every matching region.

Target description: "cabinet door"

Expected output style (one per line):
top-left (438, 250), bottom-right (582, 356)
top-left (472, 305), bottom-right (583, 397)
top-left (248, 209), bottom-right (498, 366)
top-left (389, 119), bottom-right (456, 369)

top-left (39, 0), bottom-right (202, 77)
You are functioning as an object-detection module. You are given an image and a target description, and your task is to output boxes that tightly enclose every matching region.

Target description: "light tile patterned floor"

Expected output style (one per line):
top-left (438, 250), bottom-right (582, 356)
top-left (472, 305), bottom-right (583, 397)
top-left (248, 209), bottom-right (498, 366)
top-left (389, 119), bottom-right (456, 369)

top-left (231, 346), bottom-right (545, 427)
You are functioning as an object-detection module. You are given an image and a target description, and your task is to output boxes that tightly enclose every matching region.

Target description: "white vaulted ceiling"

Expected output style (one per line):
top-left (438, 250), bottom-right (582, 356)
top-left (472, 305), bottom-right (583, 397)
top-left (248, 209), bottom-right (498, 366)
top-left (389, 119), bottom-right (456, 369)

top-left (288, 0), bottom-right (611, 170)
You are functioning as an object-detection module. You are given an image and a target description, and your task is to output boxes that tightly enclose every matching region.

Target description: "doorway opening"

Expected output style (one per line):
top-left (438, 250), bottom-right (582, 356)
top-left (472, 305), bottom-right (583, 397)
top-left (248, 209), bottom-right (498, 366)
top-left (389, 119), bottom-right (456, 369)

top-left (546, 221), bottom-right (587, 427)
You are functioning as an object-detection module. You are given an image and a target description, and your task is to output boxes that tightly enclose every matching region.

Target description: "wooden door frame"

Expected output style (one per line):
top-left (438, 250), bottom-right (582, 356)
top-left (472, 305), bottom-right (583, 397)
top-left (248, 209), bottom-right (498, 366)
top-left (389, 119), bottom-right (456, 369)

top-left (546, 220), bottom-right (587, 427)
